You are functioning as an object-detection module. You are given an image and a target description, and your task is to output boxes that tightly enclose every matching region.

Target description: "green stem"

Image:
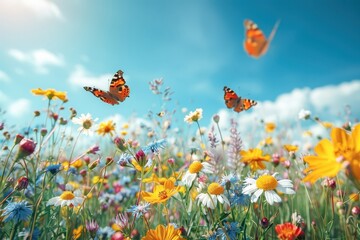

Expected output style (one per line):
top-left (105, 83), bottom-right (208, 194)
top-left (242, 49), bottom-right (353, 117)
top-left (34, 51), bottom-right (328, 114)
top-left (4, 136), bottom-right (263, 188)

top-left (0, 144), bottom-right (17, 191)
top-left (9, 221), bottom-right (20, 240)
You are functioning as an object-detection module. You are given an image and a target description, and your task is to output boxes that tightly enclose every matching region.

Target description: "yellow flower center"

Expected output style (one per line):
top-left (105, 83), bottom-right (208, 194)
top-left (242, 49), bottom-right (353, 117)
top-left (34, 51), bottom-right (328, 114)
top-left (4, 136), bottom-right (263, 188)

top-left (60, 191), bottom-right (75, 200)
top-left (207, 182), bottom-right (224, 195)
top-left (158, 190), bottom-right (168, 200)
top-left (189, 161), bottom-right (203, 174)
top-left (82, 119), bottom-right (92, 129)
top-left (256, 175), bottom-right (278, 191)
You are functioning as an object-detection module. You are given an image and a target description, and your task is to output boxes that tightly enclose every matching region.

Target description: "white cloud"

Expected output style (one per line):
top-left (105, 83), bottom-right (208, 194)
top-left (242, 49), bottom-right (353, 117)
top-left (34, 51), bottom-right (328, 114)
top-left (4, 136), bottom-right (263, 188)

top-left (310, 81), bottom-right (360, 116)
top-left (8, 49), bottom-right (64, 74)
top-left (0, 0), bottom-right (63, 20)
top-left (215, 80), bottom-right (360, 136)
top-left (0, 91), bottom-right (9, 103)
top-left (7, 98), bottom-right (31, 118)
top-left (0, 71), bottom-right (10, 83)
top-left (67, 65), bottom-right (113, 90)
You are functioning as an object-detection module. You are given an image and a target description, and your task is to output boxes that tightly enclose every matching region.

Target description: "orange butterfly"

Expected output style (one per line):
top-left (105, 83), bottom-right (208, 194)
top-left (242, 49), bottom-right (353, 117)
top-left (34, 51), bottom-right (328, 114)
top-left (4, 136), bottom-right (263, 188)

top-left (84, 70), bottom-right (130, 105)
top-left (243, 19), bottom-right (280, 58)
top-left (223, 86), bottom-right (257, 113)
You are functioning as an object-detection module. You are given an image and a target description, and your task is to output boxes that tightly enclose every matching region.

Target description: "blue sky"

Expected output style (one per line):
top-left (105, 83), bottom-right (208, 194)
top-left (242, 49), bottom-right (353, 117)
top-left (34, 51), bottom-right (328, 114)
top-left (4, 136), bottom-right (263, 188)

top-left (0, 0), bottom-right (359, 131)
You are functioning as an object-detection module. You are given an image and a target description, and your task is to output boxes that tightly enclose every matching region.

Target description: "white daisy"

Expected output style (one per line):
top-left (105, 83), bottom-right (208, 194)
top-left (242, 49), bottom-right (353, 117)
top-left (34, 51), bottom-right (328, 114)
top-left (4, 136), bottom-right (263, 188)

top-left (181, 161), bottom-right (213, 187)
top-left (196, 182), bottom-right (230, 213)
top-left (72, 113), bottom-right (98, 135)
top-left (184, 108), bottom-right (203, 124)
top-left (242, 173), bottom-right (295, 205)
top-left (47, 189), bottom-right (84, 208)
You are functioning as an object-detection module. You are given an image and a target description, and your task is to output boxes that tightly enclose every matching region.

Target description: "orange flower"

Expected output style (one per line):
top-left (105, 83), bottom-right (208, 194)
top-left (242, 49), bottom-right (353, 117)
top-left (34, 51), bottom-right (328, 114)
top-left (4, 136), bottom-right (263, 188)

top-left (142, 224), bottom-right (185, 240)
top-left (275, 222), bottom-right (303, 240)
top-left (240, 148), bottom-right (270, 171)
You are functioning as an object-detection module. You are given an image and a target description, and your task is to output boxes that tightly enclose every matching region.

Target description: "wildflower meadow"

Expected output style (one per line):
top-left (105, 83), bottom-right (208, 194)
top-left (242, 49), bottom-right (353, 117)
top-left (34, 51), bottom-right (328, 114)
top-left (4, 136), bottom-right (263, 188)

top-left (0, 81), bottom-right (359, 240)
top-left (1, 1), bottom-right (360, 240)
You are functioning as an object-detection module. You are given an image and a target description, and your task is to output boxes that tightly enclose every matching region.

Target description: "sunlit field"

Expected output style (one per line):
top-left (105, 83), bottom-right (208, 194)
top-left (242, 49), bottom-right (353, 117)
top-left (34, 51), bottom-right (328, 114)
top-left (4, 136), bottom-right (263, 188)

top-left (1, 1), bottom-right (360, 240)
top-left (0, 83), bottom-right (359, 239)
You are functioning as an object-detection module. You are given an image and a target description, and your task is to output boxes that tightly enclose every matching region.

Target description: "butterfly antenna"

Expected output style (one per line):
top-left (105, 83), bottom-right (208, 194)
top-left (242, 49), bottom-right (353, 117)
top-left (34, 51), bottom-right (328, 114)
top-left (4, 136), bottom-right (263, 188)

top-left (267, 19), bottom-right (281, 44)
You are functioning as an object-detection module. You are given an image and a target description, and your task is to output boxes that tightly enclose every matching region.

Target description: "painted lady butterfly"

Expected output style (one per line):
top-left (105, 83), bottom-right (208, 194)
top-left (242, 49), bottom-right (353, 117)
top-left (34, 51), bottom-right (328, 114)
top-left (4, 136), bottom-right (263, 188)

top-left (223, 86), bottom-right (257, 113)
top-left (83, 70), bottom-right (130, 105)
top-left (244, 19), bottom-right (280, 58)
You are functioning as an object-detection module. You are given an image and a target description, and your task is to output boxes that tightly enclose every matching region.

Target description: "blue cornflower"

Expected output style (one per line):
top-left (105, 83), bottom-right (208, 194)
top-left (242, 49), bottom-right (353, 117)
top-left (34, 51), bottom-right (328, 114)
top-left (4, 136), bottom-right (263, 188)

top-left (46, 164), bottom-right (62, 175)
top-left (142, 139), bottom-right (167, 155)
top-left (67, 167), bottom-right (78, 175)
top-left (1, 201), bottom-right (32, 223)
top-left (216, 222), bottom-right (240, 240)
top-left (127, 202), bottom-right (150, 219)
top-left (228, 184), bottom-right (250, 206)
top-left (208, 232), bottom-right (218, 240)
top-left (220, 173), bottom-right (239, 186)
top-left (96, 226), bottom-right (115, 240)
top-left (117, 153), bottom-right (132, 166)
top-left (18, 228), bottom-right (41, 240)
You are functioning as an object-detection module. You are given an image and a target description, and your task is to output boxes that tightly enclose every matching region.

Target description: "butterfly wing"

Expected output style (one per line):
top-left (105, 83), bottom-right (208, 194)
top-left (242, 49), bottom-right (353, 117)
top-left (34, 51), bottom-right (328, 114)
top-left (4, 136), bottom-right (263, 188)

top-left (243, 19), bottom-right (269, 58)
top-left (83, 86), bottom-right (119, 105)
top-left (109, 70), bottom-right (130, 102)
top-left (223, 86), bottom-right (239, 109)
top-left (117, 85), bottom-right (130, 102)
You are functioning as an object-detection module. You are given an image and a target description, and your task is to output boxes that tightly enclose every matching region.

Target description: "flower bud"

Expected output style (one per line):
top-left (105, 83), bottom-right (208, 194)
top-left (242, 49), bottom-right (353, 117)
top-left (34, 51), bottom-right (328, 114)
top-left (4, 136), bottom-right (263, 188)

top-left (40, 128), bottom-right (48, 137)
top-left (14, 176), bottom-right (29, 191)
top-left (14, 134), bottom-right (24, 145)
top-left (167, 158), bottom-right (175, 164)
top-left (59, 117), bottom-right (68, 125)
top-left (260, 217), bottom-right (269, 228)
top-left (272, 153), bottom-right (280, 167)
top-left (79, 169), bottom-right (87, 177)
top-left (135, 150), bottom-right (147, 167)
top-left (352, 206), bottom-right (360, 216)
top-left (106, 157), bottom-right (113, 165)
top-left (213, 114), bottom-right (220, 123)
top-left (114, 137), bottom-right (127, 151)
top-left (83, 156), bottom-right (90, 165)
top-left (15, 138), bottom-right (37, 160)
top-left (89, 159), bottom-right (100, 170)
top-left (34, 111), bottom-right (40, 117)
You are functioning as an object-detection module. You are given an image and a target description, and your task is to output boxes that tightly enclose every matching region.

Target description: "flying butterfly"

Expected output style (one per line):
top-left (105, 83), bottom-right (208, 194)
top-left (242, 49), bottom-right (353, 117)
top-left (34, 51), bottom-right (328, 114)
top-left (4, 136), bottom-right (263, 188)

top-left (243, 19), bottom-right (280, 58)
top-left (223, 86), bottom-right (257, 113)
top-left (83, 70), bottom-right (130, 105)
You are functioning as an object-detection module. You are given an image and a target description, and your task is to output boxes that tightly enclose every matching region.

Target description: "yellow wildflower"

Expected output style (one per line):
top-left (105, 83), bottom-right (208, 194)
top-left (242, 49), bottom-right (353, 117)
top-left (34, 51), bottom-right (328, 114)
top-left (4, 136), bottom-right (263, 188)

top-left (142, 224), bottom-right (185, 240)
top-left (265, 122), bottom-right (276, 133)
top-left (31, 88), bottom-right (67, 101)
top-left (141, 180), bottom-right (180, 204)
top-left (283, 144), bottom-right (299, 153)
top-left (96, 120), bottom-right (116, 137)
top-left (240, 148), bottom-right (271, 171)
top-left (72, 225), bottom-right (83, 240)
top-left (303, 124), bottom-right (360, 185)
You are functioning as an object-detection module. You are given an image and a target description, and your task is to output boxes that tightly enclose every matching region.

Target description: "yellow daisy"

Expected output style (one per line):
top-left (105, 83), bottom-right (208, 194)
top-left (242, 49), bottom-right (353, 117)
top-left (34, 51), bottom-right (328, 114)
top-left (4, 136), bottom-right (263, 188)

top-left (265, 122), bottom-right (276, 133)
top-left (31, 88), bottom-right (67, 101)
top-left (96, 120), bottom-right (116, 137)
top-left (303, 124), bottom-right (360, 185)
top-left (240, 148), bottom-right (271, 171)
top-left (142, 224), bottom-right (185, 240)
top-left (141, 180), bottom-right (180, 204)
